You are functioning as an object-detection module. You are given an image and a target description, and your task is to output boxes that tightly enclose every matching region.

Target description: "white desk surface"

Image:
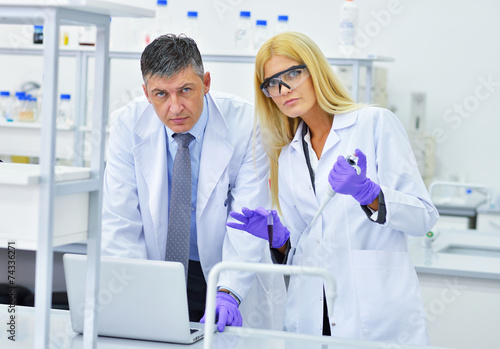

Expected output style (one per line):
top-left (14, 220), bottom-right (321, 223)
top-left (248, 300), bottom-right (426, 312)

top-left (0, 305), bottom-right (450, 349)
top-left (409, 229), bottom-right (500, 280)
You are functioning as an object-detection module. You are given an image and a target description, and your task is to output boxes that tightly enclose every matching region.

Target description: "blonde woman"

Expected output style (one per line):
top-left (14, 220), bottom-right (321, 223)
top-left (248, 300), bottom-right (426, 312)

top-left (228, 32), bottom-right (438, 345)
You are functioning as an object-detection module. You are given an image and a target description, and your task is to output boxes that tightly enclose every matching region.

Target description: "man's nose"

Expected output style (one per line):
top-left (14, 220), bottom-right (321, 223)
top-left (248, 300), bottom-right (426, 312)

top-left (169, 95), bottom-right (183, 114)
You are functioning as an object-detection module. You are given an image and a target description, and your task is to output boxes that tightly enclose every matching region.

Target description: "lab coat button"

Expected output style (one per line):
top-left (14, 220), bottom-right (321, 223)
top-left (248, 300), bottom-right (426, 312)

top-left (316, 239), bottom-right (320, 243)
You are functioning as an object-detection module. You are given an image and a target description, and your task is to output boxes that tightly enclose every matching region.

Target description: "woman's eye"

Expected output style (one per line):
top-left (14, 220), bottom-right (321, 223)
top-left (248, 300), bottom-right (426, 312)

top-left (286, 70), bottom-right (301, 80)
top-left (267, 79), bottom-right (279, 88)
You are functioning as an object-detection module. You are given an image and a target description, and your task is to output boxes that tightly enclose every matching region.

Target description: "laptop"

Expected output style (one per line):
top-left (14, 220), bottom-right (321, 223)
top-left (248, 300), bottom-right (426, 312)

top-left (63, 254), bottom-right (207, 344)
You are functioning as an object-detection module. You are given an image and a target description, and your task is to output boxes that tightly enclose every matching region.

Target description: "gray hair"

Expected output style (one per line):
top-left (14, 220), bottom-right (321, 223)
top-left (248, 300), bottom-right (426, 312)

top-left (140, 33), bottom-right (204, 83)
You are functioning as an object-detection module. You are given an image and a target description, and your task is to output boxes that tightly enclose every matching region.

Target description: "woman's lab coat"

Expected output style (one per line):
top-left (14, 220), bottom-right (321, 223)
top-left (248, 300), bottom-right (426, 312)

top-left (279, 107), bottom-right (438, 345)
top-left (101, 91), bottom-right (285, 329)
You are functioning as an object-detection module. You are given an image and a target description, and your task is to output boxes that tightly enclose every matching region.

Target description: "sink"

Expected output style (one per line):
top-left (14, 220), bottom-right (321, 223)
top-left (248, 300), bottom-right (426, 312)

top-left (438, 244), bottom-right (500, 258)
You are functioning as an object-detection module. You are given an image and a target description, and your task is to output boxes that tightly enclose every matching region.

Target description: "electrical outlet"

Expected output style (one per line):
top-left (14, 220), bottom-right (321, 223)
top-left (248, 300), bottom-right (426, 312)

top-left (411, 92), bottom-right (426, 132)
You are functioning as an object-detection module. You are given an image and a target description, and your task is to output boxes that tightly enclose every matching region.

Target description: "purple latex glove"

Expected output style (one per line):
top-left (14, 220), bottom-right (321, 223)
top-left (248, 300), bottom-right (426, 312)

top-left (200, 292), bottom-right (242, 332)
top-left (328, 148), bottom-right (380, 205)
top-left (227, 207), bottom-right (290, 248)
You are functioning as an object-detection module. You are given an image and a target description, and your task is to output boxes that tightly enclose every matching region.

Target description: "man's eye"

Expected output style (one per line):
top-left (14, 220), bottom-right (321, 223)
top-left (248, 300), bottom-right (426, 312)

top-left (182, 87), bottom-right (191, 93)
top-left (156, 92), bottom-right (165, 97)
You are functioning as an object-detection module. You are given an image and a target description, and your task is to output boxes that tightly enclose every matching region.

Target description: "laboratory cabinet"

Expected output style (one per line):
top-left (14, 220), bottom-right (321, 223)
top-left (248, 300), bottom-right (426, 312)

top-left (0, 163), bottom-right (91, 250)
top-left (409, 229), bottom-right (500, 349)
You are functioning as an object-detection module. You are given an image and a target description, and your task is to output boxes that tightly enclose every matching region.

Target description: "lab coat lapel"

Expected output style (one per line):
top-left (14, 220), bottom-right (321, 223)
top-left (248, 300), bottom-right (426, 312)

top-left (322, 110), bottom-right (358, 157)
top-left (132, 105), bottom-right (169, 253)
top-left (197, 94), bottom-right (232, 219)
top-left (289, 122), bottom-right (321, 222)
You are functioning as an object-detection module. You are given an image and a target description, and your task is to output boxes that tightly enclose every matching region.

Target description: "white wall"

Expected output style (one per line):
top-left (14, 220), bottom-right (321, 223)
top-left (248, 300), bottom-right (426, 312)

top-left (1, 0), bottom-right (499, 198)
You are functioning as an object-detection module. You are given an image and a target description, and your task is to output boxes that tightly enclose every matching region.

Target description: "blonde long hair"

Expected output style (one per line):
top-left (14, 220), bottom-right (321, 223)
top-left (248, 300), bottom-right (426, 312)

top-left (254, 31), bottom-right (364, 210)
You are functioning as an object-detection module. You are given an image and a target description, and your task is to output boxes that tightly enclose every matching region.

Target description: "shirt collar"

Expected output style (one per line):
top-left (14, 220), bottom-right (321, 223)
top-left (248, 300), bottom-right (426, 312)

top-left (166, 96), bottom-right (208, 144)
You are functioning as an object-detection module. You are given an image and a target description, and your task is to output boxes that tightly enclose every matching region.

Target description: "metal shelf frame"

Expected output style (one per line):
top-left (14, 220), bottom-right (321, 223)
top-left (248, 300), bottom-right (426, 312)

top-left (0, 4), bottom-right (115, 349)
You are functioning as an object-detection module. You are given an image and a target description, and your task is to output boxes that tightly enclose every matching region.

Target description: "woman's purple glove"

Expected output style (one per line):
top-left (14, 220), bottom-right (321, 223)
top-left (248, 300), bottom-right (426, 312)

top-left (328, 148), bottom-right (380, 205)
top-left (227, 207), bottom-right (290, 248)
top-left (200, 292), bottom-right (242, 332)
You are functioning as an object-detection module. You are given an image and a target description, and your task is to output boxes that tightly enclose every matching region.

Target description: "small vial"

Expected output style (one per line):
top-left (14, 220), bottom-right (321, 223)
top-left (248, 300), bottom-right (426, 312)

top-left (33, 25), bottom-right (43, 44)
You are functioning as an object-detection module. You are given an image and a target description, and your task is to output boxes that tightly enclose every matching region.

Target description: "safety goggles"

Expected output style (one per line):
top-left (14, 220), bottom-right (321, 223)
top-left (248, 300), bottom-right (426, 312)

top-left (260, 64), bottom-right (310, 98)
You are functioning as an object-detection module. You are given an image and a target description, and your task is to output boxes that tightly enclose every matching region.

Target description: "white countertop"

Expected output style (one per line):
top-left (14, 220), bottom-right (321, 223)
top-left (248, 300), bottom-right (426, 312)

top-left (0, 305), bottom-right (450, 349)
top-left (409, 229), bottom-right (500, 280)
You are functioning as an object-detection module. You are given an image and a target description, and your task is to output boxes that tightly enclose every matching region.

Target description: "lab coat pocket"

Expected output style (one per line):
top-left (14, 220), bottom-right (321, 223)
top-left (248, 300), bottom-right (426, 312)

top-left (351, 250), bottom-right (428, 344)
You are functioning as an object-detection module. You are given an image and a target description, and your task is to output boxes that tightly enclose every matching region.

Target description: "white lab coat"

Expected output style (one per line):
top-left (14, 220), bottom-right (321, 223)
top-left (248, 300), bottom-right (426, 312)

top-left (279, 107), bottom-right (438, 345)
top-left (101, 91), bottom-right (285, 329)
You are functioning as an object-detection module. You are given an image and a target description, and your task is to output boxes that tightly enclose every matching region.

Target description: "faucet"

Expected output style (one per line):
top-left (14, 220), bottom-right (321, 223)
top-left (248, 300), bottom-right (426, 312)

top-left (202, 261), bottom-right (337, 349)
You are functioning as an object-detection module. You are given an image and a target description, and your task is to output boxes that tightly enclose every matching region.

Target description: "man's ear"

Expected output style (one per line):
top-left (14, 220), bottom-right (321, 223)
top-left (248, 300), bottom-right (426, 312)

top-left (203, 72), bottom-right (211, 95)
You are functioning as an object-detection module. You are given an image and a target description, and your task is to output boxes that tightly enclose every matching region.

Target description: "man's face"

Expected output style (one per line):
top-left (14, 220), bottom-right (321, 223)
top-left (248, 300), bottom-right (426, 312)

top-left (143, 67), bottom-right (211, 133)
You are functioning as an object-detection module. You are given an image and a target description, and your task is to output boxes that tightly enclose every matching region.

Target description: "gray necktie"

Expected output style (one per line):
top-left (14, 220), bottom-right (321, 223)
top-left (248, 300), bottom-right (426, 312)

top-left (166, 133), bottom-right (194, 280)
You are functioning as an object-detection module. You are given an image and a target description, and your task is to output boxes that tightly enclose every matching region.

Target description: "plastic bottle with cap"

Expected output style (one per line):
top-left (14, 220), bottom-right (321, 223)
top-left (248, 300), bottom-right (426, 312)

top-left (185, 11), bottom-right (201, 49)
top-left (275, 15), bottom-right (290, 34)
top-left (253, 20), bottom-right (269, 52)
top-left (0, 91), bottom-right (13, 122)
top-left (149, 0), bottom-right (171, 44)
top-left (57, 94), bottom-right (74, 127)
top-left (235, 11), bottom-right (252, 53)
top-left (18, 95), bottom-right (36, 122)
top-left (12, 92), bottom-right (26, 121)
top-left (338, 0), bottom-right (359, 57)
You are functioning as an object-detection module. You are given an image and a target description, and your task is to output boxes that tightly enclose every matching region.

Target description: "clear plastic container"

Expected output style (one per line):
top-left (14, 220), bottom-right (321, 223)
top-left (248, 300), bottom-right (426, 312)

top-left (57, 94), bottom-right (73, 127)
top-left (235, 11), bottom-right (252, 53)
top-left (338, 0), bottom-right (359, 57)
top-left (185, 11), bottom-right (201, 48)
top-left (18, 95), bottom-right (37, 123)
top-left (12, 92), bottom-right (26, 121)
top-left (149, 0), bottom-right (171, 43)
top-left (0, 91), bottom-right (13, 122)
top-left (275, 15), bottom-right (290, 34)
top-left (253, 20), bottom-right (269, 52)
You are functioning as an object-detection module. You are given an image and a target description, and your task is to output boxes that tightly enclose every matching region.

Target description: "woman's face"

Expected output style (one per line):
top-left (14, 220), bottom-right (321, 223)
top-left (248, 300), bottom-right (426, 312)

top-left (263, 55), bottom-right (317, 119)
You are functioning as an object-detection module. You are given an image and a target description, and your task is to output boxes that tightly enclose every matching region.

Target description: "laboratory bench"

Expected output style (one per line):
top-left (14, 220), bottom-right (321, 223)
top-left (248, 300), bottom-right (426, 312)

top-left (408, 229), bottom-right (500, 349)
top-left (0, 304), bottom-right (450, 349)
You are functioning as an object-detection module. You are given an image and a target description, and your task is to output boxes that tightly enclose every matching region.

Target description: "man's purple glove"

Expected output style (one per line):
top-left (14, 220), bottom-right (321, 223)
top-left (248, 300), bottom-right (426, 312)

top-left (227, 207), bottom-right (290, 248)
top-left (328, 148), bottom-right (380, 205)
top-left (200, 292), bottom-right (242, 332)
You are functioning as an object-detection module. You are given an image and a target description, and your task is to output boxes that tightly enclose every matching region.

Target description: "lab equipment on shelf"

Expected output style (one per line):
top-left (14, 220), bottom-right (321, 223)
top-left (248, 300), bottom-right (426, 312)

top-left (429, 180), bottom-right (492, 229)
top-left (148, 0), bottom-right (170, 44)
top-left (184, 11), bottom-right (201, 47)
top-left (57, 93), bottom-right (73, 127)
top-left (253, 19), bottom-right (269, 52)
top-left (235, 11), bottom-right (252, 53)
top-left (78, 25), bottom-right (96, 46)
top-left (0, 91), bottom-right (13, 122)
top-left (338, 0), bottom-right (359, 57)
top-left (275, 15), bottom-right (290, 34)
top-left (17, 94), bottom-right (38, 123)
top-left (33, 25), bottom-right (43, 44)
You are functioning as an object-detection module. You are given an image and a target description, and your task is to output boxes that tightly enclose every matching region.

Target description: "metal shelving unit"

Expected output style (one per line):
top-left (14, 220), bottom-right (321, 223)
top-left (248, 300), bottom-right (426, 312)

top-left (0, 2), bottom-right (153, 348)
top-left (0, 49), bottom-right (392, 164)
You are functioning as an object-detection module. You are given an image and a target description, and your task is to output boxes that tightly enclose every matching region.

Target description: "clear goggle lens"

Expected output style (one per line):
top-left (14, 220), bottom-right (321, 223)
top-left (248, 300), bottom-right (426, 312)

top-left (260, 65), bottom-right (310, 98)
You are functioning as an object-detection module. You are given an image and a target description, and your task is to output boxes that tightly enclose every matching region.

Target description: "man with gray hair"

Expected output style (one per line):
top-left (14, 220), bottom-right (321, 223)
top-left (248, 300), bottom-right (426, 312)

top-left (101, 34), bottom-right (284, 332)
